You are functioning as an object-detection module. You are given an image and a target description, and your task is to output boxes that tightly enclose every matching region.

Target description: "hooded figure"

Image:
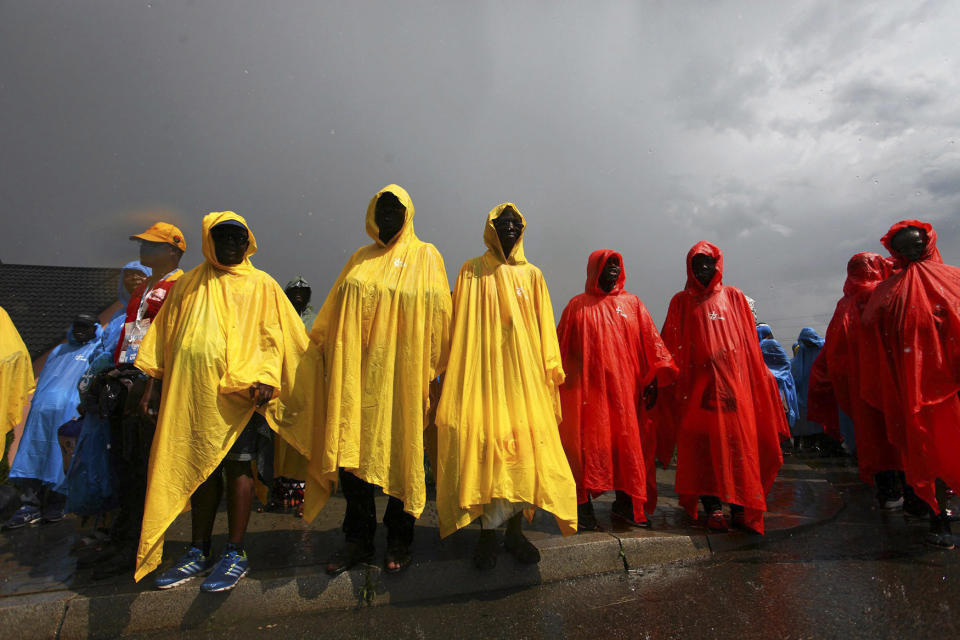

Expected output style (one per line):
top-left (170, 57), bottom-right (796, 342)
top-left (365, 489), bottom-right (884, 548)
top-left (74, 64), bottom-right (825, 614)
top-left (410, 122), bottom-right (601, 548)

top-left (436, 203), bottom-right (578, 563)
top-left (557, 250), bottom-right (677, 526)
top-left (860, 220), bottom-right (960, 524)
top-left (808, 253), bottom-right (900, 485)
top-left (9, 318), bottom-right (101, 488)
top-left (0, 307), bottom-right (35, 447)
top-left (756, 324), bottom-right (799, 431)
top-left (658, 242), bottom-right (786, 534)
top-left (790, 327), bottom-right (826, 437)
top-left (290, 185), bottom-right (451, 574)
top-left (133, 211), bottom-right (309, 582)
top-left (59, 261), bottom-right (152, 516)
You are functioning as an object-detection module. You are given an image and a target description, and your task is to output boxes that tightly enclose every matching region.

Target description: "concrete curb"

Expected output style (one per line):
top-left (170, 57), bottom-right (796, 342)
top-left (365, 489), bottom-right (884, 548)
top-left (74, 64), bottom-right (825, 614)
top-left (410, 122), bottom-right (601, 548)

top-left (0, 463), bottom-right (845, 639)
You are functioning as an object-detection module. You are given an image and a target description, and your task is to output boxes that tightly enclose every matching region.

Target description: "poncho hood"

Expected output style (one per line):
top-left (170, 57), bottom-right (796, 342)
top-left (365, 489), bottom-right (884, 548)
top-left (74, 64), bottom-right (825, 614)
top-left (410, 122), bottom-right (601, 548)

top-left (484, 203), bottom-right (528, 265)
top-left (119, 261), bottom-right (151, 305)
top-left (202, 211), bottom-right (258, 273)
top-left (685, 241), bottom-right (724, 294)
top-left (756, 324), bottom-right (773, 341)
top-left (842, 252), bottom-right (891, 298)
top-left (797, 327), bottom-right (824, 349)
top-left (585, 249), bottom-right (625, 296)
top-left (881, 219), bottom-right (942, 269)
top-left (366, 184), bottom-right (416, 248)
top-left (67, 320), bottom-right (102, 346)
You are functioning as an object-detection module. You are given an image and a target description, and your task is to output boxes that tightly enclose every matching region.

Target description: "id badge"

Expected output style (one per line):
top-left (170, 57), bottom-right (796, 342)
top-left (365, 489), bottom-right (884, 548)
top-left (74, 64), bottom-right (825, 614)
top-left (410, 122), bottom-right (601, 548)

top-left (118, 318), bottom-right (152, 364)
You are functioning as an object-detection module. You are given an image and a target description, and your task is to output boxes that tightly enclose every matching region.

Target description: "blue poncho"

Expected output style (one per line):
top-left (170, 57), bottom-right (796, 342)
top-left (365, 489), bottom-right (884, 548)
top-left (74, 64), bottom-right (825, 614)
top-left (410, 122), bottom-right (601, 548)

top-left (60, 261), bottom-right (150, 514)
top-left (791, 327), bottom-right (826, 437)
top-left (9, 323), bottom-right (102, 487)
top-left (757, 324), bottom-right (799, 430)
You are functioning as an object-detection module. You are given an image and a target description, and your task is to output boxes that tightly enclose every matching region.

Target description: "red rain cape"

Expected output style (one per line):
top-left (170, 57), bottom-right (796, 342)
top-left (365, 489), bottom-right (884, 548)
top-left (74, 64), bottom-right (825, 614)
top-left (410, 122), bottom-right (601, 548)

top-left (861, 220), bottom-right (960, 511)
top-left (658, 241), bottom-right (785, 534)
top-left (808, 253), bottom-right (901, 484)
top-left (557, 250), bottom-right (678, 520)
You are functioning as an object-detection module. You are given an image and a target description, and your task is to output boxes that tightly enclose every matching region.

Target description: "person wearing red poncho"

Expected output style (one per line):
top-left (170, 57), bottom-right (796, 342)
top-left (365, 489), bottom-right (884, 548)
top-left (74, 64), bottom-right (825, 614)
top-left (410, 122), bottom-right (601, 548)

top-left (807, 253), bottom-right (905, 510)
top-left (860, 220), bottom-right (960, 548)
top-left (557, 250), bottom-right (678, 532)
top-left (659, 241), bottom-right (786, 534)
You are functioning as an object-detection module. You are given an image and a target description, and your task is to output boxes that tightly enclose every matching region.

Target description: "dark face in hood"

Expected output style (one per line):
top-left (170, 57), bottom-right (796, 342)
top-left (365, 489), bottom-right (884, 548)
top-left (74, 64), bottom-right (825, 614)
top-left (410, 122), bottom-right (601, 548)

top-left (685, 241), bottom-right (724, 293)
top-left (374, 192), bottom-right (406, 245)
top-left (843, 252), bottom-right (891, 298)
top-left (210, 223), bottom-right (250, 266)
top-left (585, 249), bottom-right (626, 296)
top-left (881, 219), bottom-right (942, 268)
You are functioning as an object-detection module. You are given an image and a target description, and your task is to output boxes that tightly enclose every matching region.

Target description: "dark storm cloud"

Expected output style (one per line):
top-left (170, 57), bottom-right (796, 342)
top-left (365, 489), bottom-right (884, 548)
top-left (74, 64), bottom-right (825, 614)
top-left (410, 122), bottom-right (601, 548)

top-left (1, 0), bottom-right (959, 346)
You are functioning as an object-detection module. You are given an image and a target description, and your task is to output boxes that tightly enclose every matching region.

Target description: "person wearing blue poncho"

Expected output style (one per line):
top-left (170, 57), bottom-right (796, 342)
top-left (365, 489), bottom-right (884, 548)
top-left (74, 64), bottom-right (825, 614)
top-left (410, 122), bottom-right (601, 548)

top-left (60, 262), bottom-right (151, 519)
top-left (4, 314), bottom-right (102, 528)
top-left (791, 327), bottom-right (827, 449)
top-left (757, 324), bottom-right (799, 435)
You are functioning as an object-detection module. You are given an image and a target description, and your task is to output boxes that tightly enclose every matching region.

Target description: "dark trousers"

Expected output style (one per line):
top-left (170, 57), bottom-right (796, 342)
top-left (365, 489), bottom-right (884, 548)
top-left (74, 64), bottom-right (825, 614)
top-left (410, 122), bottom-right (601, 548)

top-left (339, 469), bottom-right (414, 548)
top-left (109, 376), bottom-right (155, 549)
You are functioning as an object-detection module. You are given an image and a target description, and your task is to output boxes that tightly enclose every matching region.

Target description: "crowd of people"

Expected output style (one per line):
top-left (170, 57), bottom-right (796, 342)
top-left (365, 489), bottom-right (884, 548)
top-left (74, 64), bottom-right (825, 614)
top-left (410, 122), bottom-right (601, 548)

top-left (1, 184), bottom-right (957, 595)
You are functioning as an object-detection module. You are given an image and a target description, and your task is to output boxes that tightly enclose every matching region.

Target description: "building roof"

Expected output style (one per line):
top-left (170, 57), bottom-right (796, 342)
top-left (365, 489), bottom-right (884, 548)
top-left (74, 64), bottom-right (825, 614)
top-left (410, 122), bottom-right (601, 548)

top-left (0, 262), bottom-right (121, 358)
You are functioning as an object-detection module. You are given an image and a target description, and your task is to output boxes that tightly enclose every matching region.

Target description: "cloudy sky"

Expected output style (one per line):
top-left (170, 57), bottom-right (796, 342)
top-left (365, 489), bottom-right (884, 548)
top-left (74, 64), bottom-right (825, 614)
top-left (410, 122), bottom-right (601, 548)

top-left (2, 1), bottom-right (958, 341)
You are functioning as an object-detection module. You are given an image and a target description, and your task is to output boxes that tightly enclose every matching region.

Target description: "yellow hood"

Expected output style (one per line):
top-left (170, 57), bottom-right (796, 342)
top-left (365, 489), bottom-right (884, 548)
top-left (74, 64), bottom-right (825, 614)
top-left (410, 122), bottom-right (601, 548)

top-left (483, 202), bottom-right (527, 265)
top-left (365, 184), bottom-right (416, 248)
top-left (202, 211), bottom-right (258, 273)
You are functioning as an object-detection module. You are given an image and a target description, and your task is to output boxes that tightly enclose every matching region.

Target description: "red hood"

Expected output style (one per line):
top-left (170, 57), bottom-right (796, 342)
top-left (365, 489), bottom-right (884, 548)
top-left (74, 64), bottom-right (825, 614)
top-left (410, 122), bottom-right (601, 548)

top-left (585, 249), bottom-right (626, 296)
top-left (843, 252), bottom-right (892, 298)
top-left (685, 241), bottom-right (724, 294)
top-left (881, 219), bottom-right (943, 269)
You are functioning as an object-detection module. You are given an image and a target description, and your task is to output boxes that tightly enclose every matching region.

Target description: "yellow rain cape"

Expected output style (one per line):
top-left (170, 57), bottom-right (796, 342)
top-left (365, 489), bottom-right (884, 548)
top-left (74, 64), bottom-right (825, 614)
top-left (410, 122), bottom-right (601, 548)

top-left (294, 184), bottom-right (451, 521)
top-left (435, 203), bottom-right (578, 538)
top-left (0, 307), bottom-right (35, 446)
top-left (133, 211), bottom-right (309, 581)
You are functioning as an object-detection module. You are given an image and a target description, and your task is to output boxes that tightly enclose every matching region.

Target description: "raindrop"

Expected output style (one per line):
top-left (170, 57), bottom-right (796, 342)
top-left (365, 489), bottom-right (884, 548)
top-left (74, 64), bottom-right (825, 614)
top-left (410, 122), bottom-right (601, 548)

top-left (916, 191), bottom-right (921, 196)
top-left (330, 129), bottom-right (335, 135)
top-left (243, 69), bottom-right (249, 74)
top-left (307, 211), bottom-right (313, 216)
top-left (873, 179), bottom-right (879, 184)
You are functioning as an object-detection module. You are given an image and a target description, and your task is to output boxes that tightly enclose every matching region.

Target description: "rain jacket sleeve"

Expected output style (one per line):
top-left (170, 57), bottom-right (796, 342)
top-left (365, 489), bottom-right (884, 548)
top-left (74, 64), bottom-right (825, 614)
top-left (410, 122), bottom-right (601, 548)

top-left (0, 308), bottom-right (35, 444)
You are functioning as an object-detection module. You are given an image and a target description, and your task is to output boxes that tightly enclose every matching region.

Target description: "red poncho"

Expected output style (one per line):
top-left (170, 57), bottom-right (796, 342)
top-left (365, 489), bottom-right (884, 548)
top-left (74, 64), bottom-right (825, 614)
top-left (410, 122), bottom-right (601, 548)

top-left (659, 241), bottom-right (786, 534)
top-left (557, 250), bottom-right (678, 520)
top-left (861, 220), bottom-right (960, 512)
top-left (808, 252), bottom-right (901, 484)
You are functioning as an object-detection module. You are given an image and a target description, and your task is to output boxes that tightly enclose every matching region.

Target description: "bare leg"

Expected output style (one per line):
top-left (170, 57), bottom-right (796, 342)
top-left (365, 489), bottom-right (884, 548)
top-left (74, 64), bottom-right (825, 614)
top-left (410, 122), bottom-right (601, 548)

top-left (225, 460), bottom-right (254, 547)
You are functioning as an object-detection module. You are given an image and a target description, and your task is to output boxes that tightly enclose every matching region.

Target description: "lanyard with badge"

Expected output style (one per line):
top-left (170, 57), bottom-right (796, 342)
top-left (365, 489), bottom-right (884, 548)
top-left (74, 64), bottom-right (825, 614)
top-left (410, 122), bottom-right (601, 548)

top-left (118, 272), bottom-right (171, 364)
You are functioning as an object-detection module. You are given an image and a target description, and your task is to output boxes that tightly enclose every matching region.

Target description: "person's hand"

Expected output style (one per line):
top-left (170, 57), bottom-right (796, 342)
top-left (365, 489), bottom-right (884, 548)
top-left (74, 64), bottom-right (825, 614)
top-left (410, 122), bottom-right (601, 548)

top-left (642, 379), bottom-right (658, 410)
top-left (138, 377), bottom-right (160, 421)
top-left (249, 382), bottom-right (275, 408)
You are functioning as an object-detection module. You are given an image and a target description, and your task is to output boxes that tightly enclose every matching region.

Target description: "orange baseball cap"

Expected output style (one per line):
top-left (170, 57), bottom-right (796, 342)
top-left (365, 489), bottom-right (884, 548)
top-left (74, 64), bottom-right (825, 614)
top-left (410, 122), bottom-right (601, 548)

top-left (130, 222), bottom-right (187, 252)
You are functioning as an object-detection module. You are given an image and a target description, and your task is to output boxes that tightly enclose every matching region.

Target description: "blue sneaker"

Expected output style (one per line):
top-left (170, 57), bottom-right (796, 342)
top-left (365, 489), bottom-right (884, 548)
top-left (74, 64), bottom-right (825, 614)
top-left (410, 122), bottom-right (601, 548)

top-left (154, 547), bottom-right (213, 590)
top-left (200, 547), bottom-right (249, 592)
top-left (3, 506), bottom-right (42, 530)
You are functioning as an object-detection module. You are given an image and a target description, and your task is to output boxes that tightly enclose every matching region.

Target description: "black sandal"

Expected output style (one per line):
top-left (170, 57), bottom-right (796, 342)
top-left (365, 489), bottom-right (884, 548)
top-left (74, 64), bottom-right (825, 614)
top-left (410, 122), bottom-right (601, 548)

top-left (384, 543), bottom-right (412, 574)
top-left (326, 541), bottom-right (374, 576)
top-left (504, 532), bottom-right (541, 564)
top-left (473, 530), bottom-right (498, 570)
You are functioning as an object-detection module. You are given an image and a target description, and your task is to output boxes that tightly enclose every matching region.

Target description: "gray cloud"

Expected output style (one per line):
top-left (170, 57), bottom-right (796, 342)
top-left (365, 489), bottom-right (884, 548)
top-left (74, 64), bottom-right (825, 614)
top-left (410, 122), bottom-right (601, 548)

top-left (1, 0), bottom-right (959, 348)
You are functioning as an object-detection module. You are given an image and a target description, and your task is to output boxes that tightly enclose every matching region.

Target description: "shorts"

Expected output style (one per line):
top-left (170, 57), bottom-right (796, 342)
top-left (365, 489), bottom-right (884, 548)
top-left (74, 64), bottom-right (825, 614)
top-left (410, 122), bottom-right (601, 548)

top-left (224, 412), bottom-right (273, 464)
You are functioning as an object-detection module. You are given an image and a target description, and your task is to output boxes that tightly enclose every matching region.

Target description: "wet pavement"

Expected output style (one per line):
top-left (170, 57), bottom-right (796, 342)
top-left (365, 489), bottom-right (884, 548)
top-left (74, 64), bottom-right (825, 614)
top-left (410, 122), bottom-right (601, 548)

top-left (125, 457), bottom-right (960, 639)
top-left (0, 458), bottom-right (849, 637)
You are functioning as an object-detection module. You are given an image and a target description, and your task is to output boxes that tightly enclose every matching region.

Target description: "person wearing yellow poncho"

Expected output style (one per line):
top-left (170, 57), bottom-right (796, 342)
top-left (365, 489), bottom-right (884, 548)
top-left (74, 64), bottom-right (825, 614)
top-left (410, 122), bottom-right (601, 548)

top-left (436, 203), bottom-right (578, 570)
top-left (0, 307), bottom-right (34, 459)
top-left (134, 212), bottom-right (309, 592)
top-left (296, 184), bottom-right (451, 576)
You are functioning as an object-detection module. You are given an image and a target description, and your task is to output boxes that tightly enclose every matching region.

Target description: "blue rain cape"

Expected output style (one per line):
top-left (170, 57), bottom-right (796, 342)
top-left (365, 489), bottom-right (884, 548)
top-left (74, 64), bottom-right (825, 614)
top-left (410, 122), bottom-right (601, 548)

top-left (757, 325), bottom-right (799, 429)
top-left (9, 323), bottom-right (102, 487)
top-left (791, 327), bottom-right (825, 436)
top-left (60, 261), bottom-right (150, 514)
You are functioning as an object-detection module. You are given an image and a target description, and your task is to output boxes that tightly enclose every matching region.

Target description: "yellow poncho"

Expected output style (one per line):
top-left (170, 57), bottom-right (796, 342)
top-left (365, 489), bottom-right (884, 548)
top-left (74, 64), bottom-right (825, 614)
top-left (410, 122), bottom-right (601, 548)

top-left (133, 211), bottom-right (309, 581)
top-left (0, 307), bottom-right (34, 446)
top-left (435, 203), bottom-right (578, 538)
top-left (297, 184), bottom-right (452, 521)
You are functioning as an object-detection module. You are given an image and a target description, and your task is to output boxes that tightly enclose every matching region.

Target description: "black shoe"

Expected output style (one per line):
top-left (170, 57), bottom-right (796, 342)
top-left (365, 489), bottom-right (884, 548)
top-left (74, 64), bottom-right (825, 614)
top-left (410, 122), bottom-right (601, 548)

top-left (325, 542), bottom-right (374, 576)
top-left (577, 502), bottom-right (600, 532)
top-left (504, 532), bottom-right (541, 565)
